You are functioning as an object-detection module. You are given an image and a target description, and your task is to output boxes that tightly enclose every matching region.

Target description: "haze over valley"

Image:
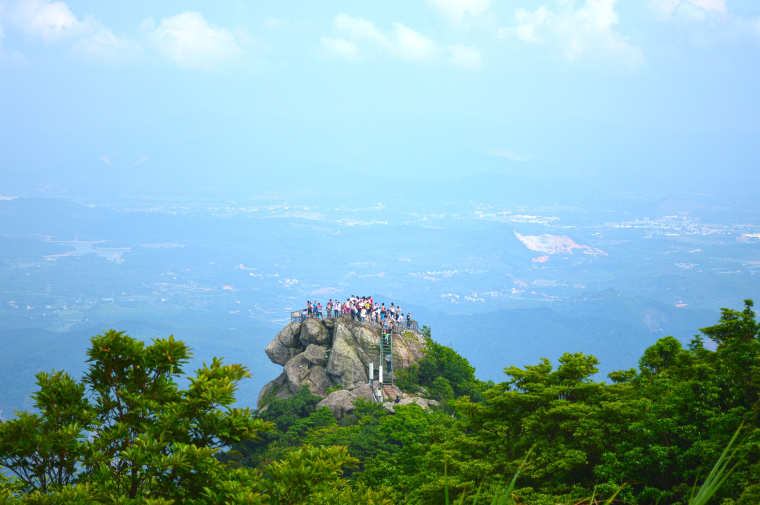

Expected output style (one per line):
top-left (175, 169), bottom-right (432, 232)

top-left (2, 187), bottom-right (757, 416)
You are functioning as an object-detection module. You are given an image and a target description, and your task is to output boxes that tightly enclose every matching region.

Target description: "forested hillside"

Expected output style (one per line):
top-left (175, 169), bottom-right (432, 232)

top-left (1, 301), bottom-right (758, 505)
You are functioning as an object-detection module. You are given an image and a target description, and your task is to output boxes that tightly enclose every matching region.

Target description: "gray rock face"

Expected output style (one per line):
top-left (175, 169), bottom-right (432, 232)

top-left (278, 322), bottom-right (301, 347)
top-left (303, 344), bottom-right (328, 366)
top-left (284, 353), bottom-right (311, 390)
top-left (265, 322), bottom-right (302, 365)
top-left (316, 390), bottom-right (356, 419)
top-left (256, 372), bottom-right (288, 407)
top-left (315, 383), bottom-right (378, 419)
top-left (299, 318), bottom-right (330, 346)
top-left (258, 318), bottom-right (430, 416)
top-left (306, 366), bottom-right (331, 396)
top-left (327, 325), bottom-right (367, 389)
top-left (379, 384), bottom-right (441, 413)
top-left (265, 339), bottom-right (291, 366)
top-left (351, 383), bottom-right (376, 402)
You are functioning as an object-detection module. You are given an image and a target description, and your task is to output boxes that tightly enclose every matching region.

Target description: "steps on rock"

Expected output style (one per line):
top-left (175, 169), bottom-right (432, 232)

top-left (382, 384), bottom-right (396, 400)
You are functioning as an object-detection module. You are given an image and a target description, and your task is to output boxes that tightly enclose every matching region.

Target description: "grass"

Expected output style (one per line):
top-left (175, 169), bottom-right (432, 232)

top-left (688, 422), bottom-right (744, 505)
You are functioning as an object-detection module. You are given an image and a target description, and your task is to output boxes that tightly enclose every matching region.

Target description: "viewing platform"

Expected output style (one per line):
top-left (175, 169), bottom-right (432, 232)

top-left (289, 311), bottom-right (421, 334)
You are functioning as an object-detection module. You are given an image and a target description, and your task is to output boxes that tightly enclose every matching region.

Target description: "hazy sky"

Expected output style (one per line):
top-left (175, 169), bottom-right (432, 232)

top-left (1, 0), bottom-right (759, 201)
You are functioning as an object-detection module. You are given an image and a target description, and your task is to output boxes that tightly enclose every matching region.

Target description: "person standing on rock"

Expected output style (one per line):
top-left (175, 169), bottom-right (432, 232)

top-left (307, 300), bottom-right (313, 318)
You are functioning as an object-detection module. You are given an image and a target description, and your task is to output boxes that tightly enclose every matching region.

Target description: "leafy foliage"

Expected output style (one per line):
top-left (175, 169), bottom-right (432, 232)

top-left (396, 328), bottom-right (487, 403)
top-left (224, 387), bottom-right (330, 467)
top-left (0, 330), bottom-right (272, 504)
top-left (2, 302), bottom-right (760, 504)
top-left (414, 301), bottom-right (760, 505)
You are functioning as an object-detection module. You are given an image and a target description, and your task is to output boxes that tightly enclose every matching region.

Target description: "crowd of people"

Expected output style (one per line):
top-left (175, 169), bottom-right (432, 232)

top-left (297, 295), bottom-right (415, 331)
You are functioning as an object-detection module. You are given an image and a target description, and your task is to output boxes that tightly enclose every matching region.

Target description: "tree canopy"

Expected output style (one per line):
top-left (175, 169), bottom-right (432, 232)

top-left (1, 302), bottom-right (759, 504)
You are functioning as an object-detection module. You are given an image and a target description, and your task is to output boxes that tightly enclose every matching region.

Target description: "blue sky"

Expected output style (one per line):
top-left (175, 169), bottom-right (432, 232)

top-left (1, 0), bottom-right (759, 201)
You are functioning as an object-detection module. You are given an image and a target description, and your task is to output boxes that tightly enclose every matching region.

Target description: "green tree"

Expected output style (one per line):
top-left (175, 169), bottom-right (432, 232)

top-left (224, 387), bottom-right (329, 468)
top-left (0, 330), bottom-right (272, 504)
top-left (397, 332), bottom-right (485, 402)
top-left (0, 371), bottom-right (94, 493)
top-left (277, 399), bottom-right (453, 503)
top-left (264, 444), bottom-right (359, 504)
top-left (595, 301), bottom-right (760, 504)
top-left (701, 299), bottom-right (760, 418)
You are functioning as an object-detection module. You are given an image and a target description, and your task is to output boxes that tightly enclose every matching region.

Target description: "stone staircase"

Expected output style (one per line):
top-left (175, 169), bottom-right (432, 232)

top-left (382, 384), bottom-right (396, 400)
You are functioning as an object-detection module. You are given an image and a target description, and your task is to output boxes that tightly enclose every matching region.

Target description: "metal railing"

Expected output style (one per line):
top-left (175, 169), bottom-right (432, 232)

top-left (290, 310), bottom-right (420, 333)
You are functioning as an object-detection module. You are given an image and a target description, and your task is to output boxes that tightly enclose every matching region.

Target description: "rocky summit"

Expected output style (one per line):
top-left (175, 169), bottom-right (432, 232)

top-left (259, 317), bottom-right (434, 417)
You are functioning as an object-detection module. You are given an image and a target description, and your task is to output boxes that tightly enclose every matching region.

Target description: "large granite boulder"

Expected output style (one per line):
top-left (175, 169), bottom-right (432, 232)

top-left (278, 322), bottom-right (301, 347)
top-left (265, 339), bottom-right (291, 366)
top-left (299, 318), bottom-right (330, 346)
top-left (327, 326), bottom-right (368, 389)
top-left (258, 317), bottom-right (430, 416)
top-left (316, 383), bottom-right (378, 419)
top-left (316, 390), bottom-right (356, 419)
top-left (303, 344), bottom-right (328, 366)
top-left (382, 395), bottom-right (441, 413)
top-left (351, 383), bottom-right (376, 402)
top-left (392, 330), bottom-right (428, 368)
top-left (284, 353), bottom-right (311, 390)
top-left (265, 322), bottom-right (302, 365)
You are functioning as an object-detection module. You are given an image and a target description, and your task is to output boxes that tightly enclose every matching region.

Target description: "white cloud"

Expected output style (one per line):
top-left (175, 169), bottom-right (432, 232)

top-left (14, 0), bottom-right (79, 40)
top-left (12, 0), bottom-right (129, 60)
top-left (448, 44), bottom-right (482, 69)
top-left (650, 0), bottom-right (760, 43)
top-left (142, 12), bottom-right (244, 69)
top-left (500, 0), bottom-right (644, 67)
top-left (651, 0), bottom-right (726, 18)
top-left (320, 36), bottom-right (359, 60)
top-left (334, 14), bottom-right (391, 49)
top-left (331, 14), bottom-right (437, 62)
top-left (427, 0), bottom-right (491, 23)
top-left (694, 0), bottom-right (726, 14)
top-left (74, 27), bottom-right (131, 61)
top-left (279, 278), bottom-right (299, 288)
top-left (99, 155), bottom-right (111, 166)
top-left (393, 22), bottom-right (436, 61)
